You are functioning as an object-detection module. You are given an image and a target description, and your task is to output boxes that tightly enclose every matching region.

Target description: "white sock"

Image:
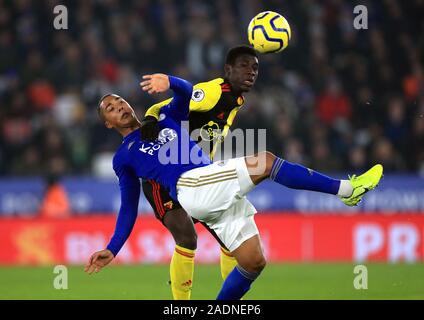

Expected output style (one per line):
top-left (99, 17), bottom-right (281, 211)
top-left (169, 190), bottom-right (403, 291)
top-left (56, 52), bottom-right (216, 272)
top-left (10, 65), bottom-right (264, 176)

top-left (337, 180), bottom-right (353, 197)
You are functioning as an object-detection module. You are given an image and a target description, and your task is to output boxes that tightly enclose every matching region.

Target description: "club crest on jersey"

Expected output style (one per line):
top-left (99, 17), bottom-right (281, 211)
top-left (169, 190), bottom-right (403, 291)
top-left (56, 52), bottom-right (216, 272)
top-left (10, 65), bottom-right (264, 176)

top-left (192, 89), bottom-right (205, 102)
top-left (163, 201), bottom-right (174, 210)
top-left (158, 128), bottom-right (177, 143)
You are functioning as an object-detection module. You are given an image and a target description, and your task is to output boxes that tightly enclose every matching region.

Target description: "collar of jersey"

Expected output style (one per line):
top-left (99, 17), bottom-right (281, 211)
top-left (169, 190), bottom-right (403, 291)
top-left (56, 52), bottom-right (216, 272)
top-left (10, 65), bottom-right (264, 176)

top-left (123, 128), bottom-right (140, 144)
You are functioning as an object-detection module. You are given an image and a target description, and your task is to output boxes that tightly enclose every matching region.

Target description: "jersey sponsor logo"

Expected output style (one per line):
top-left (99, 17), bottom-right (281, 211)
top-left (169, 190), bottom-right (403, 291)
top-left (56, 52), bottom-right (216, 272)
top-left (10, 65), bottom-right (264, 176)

top-left (139, 128), bottom-right (177, 155)
top-left (200, 121), bottom-right (220, 141)
top-left (191, 89), bottom-right (205, 102)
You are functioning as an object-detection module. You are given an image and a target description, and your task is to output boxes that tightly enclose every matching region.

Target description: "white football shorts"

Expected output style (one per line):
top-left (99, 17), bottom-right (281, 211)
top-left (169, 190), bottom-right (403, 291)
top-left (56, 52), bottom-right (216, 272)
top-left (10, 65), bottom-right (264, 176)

top-left (176, 157), bottom-right (259, 252)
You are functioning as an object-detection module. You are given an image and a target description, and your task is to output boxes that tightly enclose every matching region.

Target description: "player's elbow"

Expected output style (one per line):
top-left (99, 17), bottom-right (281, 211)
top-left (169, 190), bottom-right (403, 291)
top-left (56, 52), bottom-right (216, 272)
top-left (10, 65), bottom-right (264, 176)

top-left (183, 81), bottom-right (193, 101)
top-left (176, 232), bottom-right (198, 250)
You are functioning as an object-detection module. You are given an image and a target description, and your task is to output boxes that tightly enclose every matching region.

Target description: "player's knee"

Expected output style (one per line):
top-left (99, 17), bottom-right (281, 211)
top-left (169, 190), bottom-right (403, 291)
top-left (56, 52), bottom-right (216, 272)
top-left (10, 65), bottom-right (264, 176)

top-left (175, 232), bottom-right (197, 250)
top-left (244, 254), bottom-right (267, 273)
top-left (164, 209), bottom-right (198, 250)
top-left (259, 151), bottom-right (276, 176)
top-left (253, 255), bottom-right (267, 273)
top-left (252, 151), bottom-right (275, 166)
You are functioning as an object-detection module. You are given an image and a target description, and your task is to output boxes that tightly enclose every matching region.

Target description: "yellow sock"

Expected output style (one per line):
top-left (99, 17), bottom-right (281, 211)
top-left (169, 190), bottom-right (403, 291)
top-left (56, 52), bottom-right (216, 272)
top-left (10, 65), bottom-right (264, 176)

top-left (170, 245), bottom-right (195, 300)
top-left (220, 247), bottom-right (238, 281)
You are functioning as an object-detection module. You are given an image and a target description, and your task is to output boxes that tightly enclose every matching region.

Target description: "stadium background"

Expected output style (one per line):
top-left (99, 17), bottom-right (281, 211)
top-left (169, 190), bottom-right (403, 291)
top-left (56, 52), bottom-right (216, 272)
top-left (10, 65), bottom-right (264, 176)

top-left (0, 0), bottom-right (423, 299)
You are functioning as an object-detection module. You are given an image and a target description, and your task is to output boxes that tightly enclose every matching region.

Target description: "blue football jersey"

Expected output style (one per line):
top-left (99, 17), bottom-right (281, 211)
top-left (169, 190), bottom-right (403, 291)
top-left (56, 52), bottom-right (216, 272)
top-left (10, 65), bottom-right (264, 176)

top-left (107, 76), bottom-right (211, 256)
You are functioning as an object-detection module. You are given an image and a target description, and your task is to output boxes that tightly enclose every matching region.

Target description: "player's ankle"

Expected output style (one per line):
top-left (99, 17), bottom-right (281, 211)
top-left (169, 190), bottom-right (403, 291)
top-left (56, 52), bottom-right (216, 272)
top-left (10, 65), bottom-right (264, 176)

top-left (337, 180), bottom-right (353, 197)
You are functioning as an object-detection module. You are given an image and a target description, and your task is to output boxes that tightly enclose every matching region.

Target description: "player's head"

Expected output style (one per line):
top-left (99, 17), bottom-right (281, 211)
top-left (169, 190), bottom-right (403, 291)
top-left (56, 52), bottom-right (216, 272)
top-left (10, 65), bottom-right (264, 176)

top-left (224, 45), bottom-right (259, 93)
top-left (97, 94), bottom-right (140, 134)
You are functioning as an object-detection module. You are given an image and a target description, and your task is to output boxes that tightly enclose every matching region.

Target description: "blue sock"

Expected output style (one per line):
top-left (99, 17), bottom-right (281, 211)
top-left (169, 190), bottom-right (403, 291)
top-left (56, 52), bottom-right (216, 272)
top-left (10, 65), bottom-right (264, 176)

top-left (270, 158), bottom-right (340, 195)
top-left (216, 265), bottom-right (260, 300)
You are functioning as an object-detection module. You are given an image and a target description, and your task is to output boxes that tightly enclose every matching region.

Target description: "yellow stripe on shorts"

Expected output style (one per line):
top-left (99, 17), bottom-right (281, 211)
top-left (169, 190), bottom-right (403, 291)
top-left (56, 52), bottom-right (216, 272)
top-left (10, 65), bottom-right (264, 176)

top-left (179, 169), bottom-right (236, 180)
top-left (178, 169), bottom-right (237, 186)
top-left (179, 171), bottom-right (237, 184)
top-left (177, 175), bottom-right (238, 188)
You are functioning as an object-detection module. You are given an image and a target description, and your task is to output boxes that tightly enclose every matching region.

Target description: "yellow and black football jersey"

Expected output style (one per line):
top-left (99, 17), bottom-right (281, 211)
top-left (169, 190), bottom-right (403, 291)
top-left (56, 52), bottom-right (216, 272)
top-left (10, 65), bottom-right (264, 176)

top-left (145, 78), bottom-right (245, 159)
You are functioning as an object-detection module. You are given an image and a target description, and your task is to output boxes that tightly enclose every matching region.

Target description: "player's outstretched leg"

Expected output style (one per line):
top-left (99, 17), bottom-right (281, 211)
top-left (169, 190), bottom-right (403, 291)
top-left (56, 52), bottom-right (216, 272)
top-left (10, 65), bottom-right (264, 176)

top-left (245, 152), bottom-right (383, 205)
top-left (216, 235), bottom-right (265, 300)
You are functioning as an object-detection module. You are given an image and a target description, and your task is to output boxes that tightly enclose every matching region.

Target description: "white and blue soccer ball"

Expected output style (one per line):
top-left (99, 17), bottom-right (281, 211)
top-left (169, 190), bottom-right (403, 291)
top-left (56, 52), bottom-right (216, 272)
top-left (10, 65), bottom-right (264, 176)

top-left (247, 11), bottom-right (291, 54)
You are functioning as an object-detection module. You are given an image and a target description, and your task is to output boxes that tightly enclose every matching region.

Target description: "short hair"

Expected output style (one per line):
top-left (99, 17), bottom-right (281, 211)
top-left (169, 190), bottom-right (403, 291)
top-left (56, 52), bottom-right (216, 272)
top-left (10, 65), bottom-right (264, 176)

top-left (225, 45), bottom-right (258, 65)
top-left (97, 93), bottom-right (112, 121)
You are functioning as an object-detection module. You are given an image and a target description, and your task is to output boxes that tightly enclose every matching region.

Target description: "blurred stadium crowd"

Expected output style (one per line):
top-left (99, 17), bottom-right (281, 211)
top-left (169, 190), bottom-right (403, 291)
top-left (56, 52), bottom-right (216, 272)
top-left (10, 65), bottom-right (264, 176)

top-left (0, 0), bottom-right (423, 179)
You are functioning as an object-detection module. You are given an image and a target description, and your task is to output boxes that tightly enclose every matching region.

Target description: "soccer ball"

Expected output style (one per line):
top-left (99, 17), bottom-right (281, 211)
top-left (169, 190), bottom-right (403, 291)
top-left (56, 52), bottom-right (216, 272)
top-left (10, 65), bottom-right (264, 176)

top-left (247, 11), bottom-right (291, 54)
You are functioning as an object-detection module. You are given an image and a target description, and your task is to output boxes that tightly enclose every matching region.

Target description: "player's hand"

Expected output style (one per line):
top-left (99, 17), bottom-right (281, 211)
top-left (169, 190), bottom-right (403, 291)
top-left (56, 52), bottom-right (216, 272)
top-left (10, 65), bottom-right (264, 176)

top-left (140, 74), bottom-right (170, 94)
top-left (140, 116), bottom-right (160, 141)
top-left (84, 249), bottom-right (114, 275)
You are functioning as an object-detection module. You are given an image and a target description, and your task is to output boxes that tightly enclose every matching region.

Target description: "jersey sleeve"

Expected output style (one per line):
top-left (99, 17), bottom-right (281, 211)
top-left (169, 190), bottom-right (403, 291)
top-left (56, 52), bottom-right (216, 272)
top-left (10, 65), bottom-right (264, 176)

top-left (106, 160), bottom-right (141, 257)
top-left (144, 78), bottom-right (224, 119)
top-left (144, 98), bottom-right (173, 120)
top-left (165, 75), bottom-right (193, 122)
top-left (189, 78), bottom-right (223, 112)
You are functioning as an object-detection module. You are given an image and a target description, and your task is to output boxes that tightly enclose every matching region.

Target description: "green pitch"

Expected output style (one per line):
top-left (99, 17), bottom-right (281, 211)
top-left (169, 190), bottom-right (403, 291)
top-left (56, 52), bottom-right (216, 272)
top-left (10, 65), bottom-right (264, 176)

top-left (1, 263), bottom-right (423, 299)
